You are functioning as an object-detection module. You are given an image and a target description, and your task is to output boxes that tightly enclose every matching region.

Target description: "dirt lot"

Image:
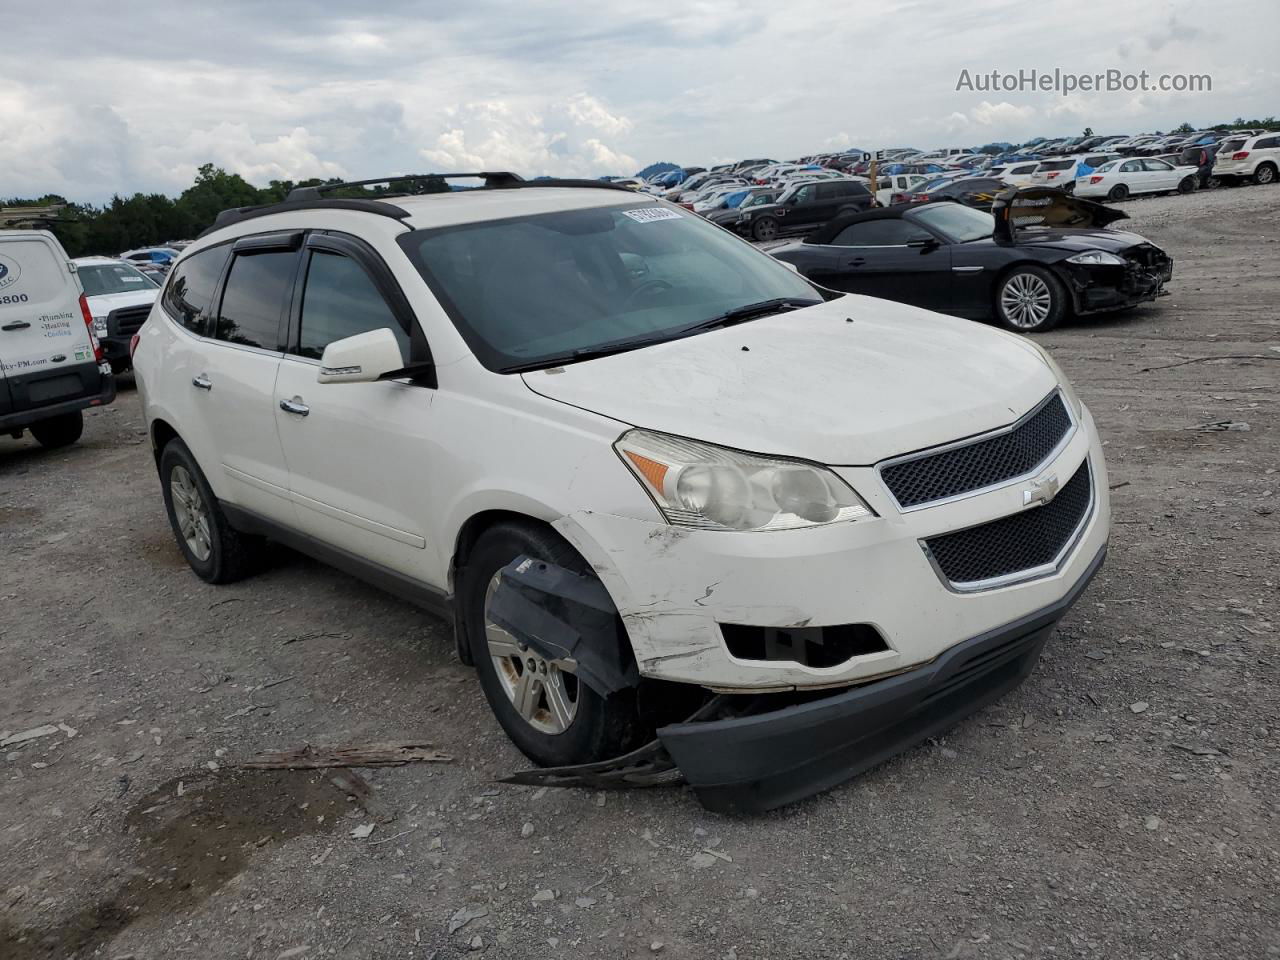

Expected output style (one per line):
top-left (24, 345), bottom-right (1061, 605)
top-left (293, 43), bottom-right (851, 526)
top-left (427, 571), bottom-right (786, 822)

top-left (2, 184), bottom-right (1277, 960)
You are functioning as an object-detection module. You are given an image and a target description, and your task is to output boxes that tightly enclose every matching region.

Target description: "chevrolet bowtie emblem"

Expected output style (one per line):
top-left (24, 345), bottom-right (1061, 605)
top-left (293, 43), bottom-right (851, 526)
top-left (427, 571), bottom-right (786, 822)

top-left (1023, 474), bottom-right (1060, 507)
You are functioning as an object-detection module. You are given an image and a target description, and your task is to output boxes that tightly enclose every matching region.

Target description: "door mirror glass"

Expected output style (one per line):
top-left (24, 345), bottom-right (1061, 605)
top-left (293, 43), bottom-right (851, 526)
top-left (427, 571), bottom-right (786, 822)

top-left (317, 328), bottom-right (407, 384)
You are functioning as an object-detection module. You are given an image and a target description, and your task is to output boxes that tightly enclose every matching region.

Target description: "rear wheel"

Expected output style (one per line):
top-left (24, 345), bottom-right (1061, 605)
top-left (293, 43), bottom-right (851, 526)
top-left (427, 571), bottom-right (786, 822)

top-left (29, 411), bottom-right (83, 449)
top-left (995, 266), bottom-right (1066, 334)
top-left (462, 521), bottom-right (644, 767)
top-left (751, 217), bottom-right (779, 242)
top-left (1254, 163), bottom-right (1277, 185)
top-left (1107, 183), bottom-right (1129, 201)
top-left (159, 439), bottom-right (263, 583)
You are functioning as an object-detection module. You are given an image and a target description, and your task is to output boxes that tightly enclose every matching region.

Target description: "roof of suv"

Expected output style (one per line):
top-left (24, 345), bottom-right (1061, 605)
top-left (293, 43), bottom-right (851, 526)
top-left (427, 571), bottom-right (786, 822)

top-left (199, 173), bottom-right (650, 238)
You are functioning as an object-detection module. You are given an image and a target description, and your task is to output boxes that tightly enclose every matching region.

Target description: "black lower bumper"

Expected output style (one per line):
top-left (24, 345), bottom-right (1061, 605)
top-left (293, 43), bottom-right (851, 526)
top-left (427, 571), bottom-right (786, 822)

top-left (0, 365), bottom-right (115, 434)
top-left (100, 335), bottom-right (132, 363)
top-left (658, 545), bottom-right (1107, 814)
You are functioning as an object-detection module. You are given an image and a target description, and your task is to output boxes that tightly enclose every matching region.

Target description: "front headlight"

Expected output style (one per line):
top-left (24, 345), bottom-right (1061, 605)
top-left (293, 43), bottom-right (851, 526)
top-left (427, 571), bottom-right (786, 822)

top-left (92, 316), bottom-right (108, 334)
top-left (615, 429), bottom-right (874, 532)
top-left (1066, 250), bottom-right (1126, 266)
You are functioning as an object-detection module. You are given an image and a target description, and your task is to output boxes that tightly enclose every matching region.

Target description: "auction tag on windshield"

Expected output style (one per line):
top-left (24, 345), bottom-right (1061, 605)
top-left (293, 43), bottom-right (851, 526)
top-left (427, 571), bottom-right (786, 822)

top-left (121, 276), bottom-right (144, 282)
top-left (623, 207), bottom-right (682, 224)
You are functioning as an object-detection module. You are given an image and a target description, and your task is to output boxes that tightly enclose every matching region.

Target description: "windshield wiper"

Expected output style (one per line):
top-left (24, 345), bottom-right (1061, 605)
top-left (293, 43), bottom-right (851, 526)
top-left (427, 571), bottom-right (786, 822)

top-left (679, 297), bottom-right (821, 334)
top-left (500, 332), bottom-right (687, 373)
top-left (499, 298), bottom-right (821, 374)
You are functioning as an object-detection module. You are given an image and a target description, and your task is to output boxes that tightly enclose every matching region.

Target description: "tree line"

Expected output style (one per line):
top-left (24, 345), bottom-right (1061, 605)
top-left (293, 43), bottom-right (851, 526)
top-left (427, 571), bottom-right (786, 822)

top-left (3, 164), bottom-right (447, 258)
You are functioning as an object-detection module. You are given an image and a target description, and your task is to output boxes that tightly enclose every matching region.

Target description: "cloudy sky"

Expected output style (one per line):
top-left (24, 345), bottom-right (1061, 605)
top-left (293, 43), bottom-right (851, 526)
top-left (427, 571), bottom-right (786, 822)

top-left (2, 0), bottom-right (1275, 202)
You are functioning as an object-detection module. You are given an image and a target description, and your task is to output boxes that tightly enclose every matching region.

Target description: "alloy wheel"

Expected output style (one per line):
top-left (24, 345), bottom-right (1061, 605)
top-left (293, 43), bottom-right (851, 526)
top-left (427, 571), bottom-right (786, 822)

top-left (1001, 273), bottom-right (1053, 329)
top-left (170, 465), bottom-right (213, 561)
top-left (483, 575), bottom-right (579, 735)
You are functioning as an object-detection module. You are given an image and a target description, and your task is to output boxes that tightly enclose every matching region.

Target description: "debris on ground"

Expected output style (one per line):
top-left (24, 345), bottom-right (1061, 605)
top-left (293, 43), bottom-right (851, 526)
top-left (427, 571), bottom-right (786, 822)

top-left (447, 905), bottom-right (488, 935)
top-left (239, 742), bottom-right (453, 769)
top-left (350, 823), bottom-right (375, 839)
top-left (0, 724), bottom-right (61, 747)
top-left (1191, 419), bottom-right (1251, 432)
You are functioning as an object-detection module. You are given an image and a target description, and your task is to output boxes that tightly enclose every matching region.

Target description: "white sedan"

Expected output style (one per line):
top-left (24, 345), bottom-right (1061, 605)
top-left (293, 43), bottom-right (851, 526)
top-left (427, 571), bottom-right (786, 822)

top-left (1074, 157), bottom-right (1200, 201)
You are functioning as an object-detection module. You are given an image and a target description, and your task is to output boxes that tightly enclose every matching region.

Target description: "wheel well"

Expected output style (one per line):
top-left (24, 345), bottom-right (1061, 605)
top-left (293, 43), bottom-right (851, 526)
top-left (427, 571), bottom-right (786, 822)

top-left (449, 509), bottom-right (560, 666)
top-left (1257, 161), bottom-right (1278, 172)
top-left (150, 419), bottom-right (179, 467)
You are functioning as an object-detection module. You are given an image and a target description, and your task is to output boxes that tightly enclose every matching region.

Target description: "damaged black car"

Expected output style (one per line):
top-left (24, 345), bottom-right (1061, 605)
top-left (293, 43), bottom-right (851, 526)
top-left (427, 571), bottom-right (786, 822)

top-left (769, 187), bottom-right (1174, 332)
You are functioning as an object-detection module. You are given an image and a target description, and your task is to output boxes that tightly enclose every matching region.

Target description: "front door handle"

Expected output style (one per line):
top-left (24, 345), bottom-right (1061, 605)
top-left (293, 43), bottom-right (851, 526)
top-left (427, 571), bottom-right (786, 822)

top-left (191, 374), bottom-right (212, 390)
top-left (1, 321), bottom-right (32, 331)
top-left (279, 397), bottom-right (310, 417)
top-left (845, 257), bottom-right (866, 267)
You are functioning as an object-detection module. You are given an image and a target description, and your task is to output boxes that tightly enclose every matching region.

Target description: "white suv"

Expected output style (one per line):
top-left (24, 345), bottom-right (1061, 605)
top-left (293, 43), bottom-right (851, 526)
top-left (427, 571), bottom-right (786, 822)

top-left (134, 173), bottom-right (1110, 812)
top-left (1214, 132), bottom-right (1280, 185)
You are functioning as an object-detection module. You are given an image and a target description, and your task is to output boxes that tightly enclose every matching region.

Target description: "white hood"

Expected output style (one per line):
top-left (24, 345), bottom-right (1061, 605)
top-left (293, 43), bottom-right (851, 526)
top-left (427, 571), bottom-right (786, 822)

top-left (85, 289), bottom-right (159, 314)
top-left (522, 295), bottom-right (1058, 465)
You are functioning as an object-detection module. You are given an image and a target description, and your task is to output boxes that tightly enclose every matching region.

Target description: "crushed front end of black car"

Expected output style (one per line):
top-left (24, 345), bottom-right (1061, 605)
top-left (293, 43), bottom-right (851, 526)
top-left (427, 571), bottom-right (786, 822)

top-left (1061, 242), bottom-right (1174, 314)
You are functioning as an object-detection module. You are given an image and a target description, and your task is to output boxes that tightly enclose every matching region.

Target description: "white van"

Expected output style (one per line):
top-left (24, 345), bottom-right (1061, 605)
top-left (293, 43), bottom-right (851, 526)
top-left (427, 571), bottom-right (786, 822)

top-left (0, 230), bottom-right (116, 448)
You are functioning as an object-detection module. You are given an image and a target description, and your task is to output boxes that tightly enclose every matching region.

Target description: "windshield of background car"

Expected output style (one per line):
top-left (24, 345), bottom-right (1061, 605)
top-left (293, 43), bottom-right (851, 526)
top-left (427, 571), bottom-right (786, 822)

top-left (78, 262), bottom-right (158, 295)
top-left (910, 204), bottom-right (995, 243)
top-left (399, 203), bottom-right (819, 372)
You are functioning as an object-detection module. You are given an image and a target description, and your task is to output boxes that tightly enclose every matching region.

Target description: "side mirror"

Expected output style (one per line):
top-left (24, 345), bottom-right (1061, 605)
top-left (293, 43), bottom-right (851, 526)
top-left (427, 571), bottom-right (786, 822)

top-left (906, 237), bottom-right (939, 251)
top-left (317, 328), bottom-right (408, 384)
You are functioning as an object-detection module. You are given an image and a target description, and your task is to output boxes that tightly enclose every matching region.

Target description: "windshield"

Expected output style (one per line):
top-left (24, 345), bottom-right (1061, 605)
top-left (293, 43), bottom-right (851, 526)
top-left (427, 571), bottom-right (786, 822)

top-left (78, 262), bottom-right (158, 296)
top-left (910, 204), bottom-right (994, 243)
top-left (399, 203), bottom-right (819, 372)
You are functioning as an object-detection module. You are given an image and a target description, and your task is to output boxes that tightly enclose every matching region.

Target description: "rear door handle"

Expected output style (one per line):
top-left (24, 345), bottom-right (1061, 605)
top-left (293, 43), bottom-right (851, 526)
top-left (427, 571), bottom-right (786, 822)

top-left (192, 374), bottom-right (212, 390)
top-left (279, 397), bottom-right (310, 417)
top-left (1, 321), bottom-right (31, 331)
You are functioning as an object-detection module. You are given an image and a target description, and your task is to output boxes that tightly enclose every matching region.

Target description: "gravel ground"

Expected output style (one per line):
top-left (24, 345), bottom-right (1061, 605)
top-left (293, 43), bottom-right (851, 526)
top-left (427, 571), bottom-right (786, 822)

top-left (2, 183), bottom-right (1277, 960)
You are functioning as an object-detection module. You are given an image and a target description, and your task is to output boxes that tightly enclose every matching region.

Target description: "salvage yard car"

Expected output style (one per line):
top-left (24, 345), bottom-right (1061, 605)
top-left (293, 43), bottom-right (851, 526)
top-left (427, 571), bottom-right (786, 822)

top-left (133, 174), bottom-right (1110, 812)
top-left (75, 256), bottom-right (160, 373)
top-left (769, 189), bottom-right (1173, 332)
top-left (1, 230), bottom-right (115, 448)
top-left (1073, 157), bottom-right (1201, 201)
top-left (732, 178), bottom-right (873, 241)
top-left (1213, 131), bottom-right (1280, 185)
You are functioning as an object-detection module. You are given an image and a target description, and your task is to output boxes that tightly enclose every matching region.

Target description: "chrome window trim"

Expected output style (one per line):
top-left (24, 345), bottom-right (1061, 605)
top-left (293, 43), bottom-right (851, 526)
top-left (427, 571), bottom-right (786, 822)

top-left (920, 459), bottom-right (1095, 594)
top-left (876, 389), bottom-right (1077, 513)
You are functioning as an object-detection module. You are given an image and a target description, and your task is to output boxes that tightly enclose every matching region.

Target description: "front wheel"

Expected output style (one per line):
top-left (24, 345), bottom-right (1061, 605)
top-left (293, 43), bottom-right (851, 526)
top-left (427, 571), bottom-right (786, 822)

top-left (463, 522), bottom-right (644, 767)
top-left (751, 217), bottom-right (779, 242)
top-left (1177, 176), bottom-right (1197, 194)
top-left (159, 439), bottom-right (263, 583)
top-left (29, 411), bottom-right (83, 448)
top-left (995, 266), bottom-right (1066, 333)
top-left (1107, 183), bottom-right (1129, 201)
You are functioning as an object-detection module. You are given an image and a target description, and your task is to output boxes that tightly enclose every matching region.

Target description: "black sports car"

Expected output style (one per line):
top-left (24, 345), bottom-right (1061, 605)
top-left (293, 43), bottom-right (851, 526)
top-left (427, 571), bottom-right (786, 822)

top-left (769, 188), bottom-right (1173, 332)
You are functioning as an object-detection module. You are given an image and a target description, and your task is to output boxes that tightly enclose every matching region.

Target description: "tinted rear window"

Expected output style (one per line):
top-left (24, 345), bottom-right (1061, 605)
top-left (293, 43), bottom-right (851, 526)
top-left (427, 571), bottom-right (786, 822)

top-left (162, 245), bottom-right (230, 336)
top-left (1038, 160), bottom-right (1075, 171)
top-left (213, 251), bottom-right (296, 350)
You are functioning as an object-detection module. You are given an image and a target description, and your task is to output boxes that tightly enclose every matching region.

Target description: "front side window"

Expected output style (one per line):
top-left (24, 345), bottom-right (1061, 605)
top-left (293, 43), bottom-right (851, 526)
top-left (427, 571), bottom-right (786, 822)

top-left (399, 204), bottom-right (819, 372)
top-left (162, 245), bottom-right (230, 335)
top-left (1121, 160), bottom-right (1142, 172)
top-left (792, 185), bottom-right (816, 204)
top-left (1143, 159), bottom-right (1174, 171)
top-left (79, 262), bottom-right (157, 296)
top-left (214, 251), bottom-right (296, 350)
top-left (910, 204), bottom-right (994, 243)
top-left (297, 251), bottom-right (409, 361)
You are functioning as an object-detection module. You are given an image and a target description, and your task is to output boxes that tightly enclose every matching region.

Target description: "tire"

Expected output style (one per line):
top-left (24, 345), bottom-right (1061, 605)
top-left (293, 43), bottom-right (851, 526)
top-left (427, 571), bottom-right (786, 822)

top-left (158, 438), bottom-right (263, 584)
top-left (109, 359), bottom-right (131, 376)
top-left (1254, 163), bottom-right (1277, 185)
top-left (1177, 176), bottom-right (1197, 194)
top-left (994, 265), bottom-right (1067, 334)
top-left (29, 411), bottom-right (83, 448)
top-left (462, 521), bottom-right (644, 768)
top-left (751, 217), bottom-right (779, 242)
top-left (1107, 184), bottom-right (1129, 201)
top-left (1062, 181), bottom-right (1075, 195)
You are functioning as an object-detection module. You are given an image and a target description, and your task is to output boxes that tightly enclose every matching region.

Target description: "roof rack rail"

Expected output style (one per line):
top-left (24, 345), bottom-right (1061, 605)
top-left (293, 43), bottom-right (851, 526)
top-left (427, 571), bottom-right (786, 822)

top-left (199, 197), bottom-right (413, 238)
top-left (284, 172), bottom-right (638, 202)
